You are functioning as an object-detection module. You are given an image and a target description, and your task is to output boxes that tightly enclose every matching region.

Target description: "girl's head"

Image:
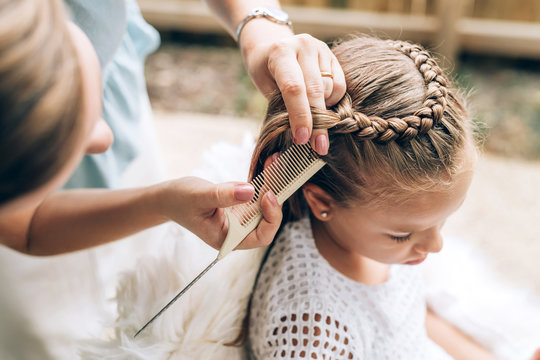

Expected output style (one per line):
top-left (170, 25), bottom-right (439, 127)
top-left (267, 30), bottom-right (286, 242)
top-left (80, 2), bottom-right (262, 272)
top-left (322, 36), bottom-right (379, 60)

top-left (251, 36), bottom-right (476, 265)
top-left (0, 0), bottom-right (112, 211)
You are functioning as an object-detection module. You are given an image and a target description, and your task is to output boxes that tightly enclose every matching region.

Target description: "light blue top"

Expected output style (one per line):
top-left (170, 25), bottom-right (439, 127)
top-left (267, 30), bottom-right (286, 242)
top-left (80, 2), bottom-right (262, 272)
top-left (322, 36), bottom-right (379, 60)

top-left (63, 0), bottom-right (160, 189)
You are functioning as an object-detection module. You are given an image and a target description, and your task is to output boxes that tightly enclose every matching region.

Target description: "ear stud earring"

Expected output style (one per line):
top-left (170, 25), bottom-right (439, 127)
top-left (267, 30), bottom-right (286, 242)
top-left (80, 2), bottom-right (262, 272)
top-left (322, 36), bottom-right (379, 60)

top-left (321, 211), bottom-right (328, 218)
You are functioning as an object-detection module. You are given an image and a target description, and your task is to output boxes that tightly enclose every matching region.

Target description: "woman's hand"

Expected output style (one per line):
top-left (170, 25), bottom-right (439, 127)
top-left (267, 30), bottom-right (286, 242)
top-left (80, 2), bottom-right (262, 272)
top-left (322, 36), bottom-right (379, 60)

top-left (156, 177), bottom-right (282, 250)
top-left (203, 1), bottom-right (346, 155)
top-left (240, 29), bottom-right (346, 155)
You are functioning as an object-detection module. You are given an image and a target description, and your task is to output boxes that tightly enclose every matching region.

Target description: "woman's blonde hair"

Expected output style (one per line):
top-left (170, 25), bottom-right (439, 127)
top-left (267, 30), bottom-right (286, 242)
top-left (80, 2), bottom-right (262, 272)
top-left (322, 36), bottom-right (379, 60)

top-left (251, 35), bottom-right (472, 219)
top-left (0, 0), bottom-right (84, 204)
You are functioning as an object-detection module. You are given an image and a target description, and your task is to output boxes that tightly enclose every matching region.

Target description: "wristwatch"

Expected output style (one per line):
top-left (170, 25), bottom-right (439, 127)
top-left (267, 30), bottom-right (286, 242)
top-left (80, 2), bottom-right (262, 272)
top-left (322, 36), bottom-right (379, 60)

top-left (235, 7), bottom-right (293, 42)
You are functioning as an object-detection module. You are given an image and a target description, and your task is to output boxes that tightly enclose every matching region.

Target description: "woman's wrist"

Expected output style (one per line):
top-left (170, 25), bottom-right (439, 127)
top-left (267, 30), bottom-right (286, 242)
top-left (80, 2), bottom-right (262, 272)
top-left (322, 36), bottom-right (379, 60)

top-left (149, 177), bottom-right (203, 227)
top-left (238, 18), bottom-right (295, 59)
top-left (147, 181), bottom-right (176, 224)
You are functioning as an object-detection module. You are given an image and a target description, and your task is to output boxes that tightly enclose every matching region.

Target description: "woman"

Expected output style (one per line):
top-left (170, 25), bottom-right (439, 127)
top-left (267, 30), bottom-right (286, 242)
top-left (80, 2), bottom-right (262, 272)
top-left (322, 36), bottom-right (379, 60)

top-left (0, 0), bottom-right (281, 254)
top-left (0, 0), bottom-right (344, 356)
top-left (0, 0), bottom-right (345, 255)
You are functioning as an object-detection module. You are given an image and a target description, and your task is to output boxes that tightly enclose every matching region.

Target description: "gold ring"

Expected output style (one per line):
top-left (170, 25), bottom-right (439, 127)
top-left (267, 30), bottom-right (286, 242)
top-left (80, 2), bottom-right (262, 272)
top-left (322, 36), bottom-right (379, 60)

top-left (320, 71), bottom-right (333, 79)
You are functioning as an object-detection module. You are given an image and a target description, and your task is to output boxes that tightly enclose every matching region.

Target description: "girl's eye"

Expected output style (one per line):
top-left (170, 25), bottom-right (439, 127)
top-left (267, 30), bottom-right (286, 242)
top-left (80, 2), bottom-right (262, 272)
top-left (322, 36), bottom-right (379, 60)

top-left (389, 234), bottom-right (411, 243)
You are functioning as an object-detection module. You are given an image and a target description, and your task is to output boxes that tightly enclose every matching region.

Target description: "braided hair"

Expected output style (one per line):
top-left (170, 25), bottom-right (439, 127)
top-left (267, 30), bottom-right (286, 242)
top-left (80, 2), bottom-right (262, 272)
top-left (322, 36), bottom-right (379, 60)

top-left (250, 36), bottom-right (472, 219)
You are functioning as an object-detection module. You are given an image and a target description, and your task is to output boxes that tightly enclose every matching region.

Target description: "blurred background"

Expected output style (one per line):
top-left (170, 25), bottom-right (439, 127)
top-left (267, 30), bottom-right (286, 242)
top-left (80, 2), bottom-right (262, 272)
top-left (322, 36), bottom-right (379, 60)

top-left (138, 0), bottom-right (540, 296)
top-left (140, 0), bottom-right (540, 160)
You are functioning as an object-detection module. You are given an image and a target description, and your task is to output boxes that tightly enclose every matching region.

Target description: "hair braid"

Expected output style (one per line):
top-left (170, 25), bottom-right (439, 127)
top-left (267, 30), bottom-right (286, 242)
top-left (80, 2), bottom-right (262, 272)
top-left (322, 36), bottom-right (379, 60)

top-left (326, 94), bottom-right (422, 142)
top-left (252, 35), bottom-right (469, 203)
top-left (391, 41), bottom-right (449, 125)
top-left (320, 40), bottom-right (450, 144)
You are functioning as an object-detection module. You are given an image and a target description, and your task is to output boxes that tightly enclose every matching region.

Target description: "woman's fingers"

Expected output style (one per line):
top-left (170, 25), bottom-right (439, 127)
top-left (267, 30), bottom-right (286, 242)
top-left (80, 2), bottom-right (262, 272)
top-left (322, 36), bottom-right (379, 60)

top-left (311, 129), bottom-right (329, 156)
top-left (297, 37), bottom-right (327, 112)
top-left (301, 39), bottom-right (334, 155)
top-left (327, 54), bottom-right (347, 107)
top-left (197, 181), bottom-right (255, 209)
top-left (237, 153), bottom-right (283, 249)
top-left (267, 40), bottom-right (312, 145)
top-left (264, 34), bottom-right (345, 155)
top-left (238, 190), bottom-right (282, 249)
top-left (244, 34), bottom-right (347, 154)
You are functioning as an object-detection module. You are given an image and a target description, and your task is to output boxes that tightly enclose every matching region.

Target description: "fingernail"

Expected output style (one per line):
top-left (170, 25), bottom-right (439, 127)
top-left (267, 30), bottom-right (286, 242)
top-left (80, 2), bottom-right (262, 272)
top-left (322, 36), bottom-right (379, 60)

top-left (267, 191), bottom-right (278, 206)
top-left (234, 184), bottom-right (254, 201)
top-left (294, 127), bottom-right (309, 145)
top-left (315, 135), bottom-right (328, 155)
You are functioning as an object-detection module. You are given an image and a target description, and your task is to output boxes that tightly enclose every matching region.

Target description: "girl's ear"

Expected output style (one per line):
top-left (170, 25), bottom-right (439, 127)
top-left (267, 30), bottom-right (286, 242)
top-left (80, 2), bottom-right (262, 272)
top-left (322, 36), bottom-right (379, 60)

top-left (302, 184), bottom-right (335, 221)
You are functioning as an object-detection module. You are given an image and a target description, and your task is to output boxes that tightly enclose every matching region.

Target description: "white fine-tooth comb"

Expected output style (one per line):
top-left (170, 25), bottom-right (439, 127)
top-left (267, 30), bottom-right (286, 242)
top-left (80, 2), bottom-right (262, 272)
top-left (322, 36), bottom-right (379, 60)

top-left (134, 143), bottom-right (326, 337)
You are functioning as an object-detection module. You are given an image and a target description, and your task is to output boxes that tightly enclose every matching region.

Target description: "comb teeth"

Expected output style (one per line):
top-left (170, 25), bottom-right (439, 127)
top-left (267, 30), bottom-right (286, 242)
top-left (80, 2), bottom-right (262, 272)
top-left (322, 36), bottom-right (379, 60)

top-left (229, 143), bottom-right (325, 227)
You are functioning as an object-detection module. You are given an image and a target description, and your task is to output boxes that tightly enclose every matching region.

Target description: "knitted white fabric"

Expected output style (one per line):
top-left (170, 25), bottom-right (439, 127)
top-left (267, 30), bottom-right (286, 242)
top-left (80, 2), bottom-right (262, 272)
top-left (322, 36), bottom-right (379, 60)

top-left (248, 217), bottom-right (453, 360)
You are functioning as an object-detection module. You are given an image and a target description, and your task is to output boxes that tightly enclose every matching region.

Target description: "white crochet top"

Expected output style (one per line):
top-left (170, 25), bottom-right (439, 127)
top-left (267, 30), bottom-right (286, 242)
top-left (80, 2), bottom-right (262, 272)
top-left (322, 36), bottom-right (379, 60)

top-left (248, 217), bottom-right (452, 360)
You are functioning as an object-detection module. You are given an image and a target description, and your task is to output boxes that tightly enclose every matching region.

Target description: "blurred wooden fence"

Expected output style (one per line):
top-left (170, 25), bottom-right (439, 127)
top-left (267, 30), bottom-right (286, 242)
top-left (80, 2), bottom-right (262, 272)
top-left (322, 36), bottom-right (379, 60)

top-left (283, 0), bottom-right (540, 22)
top-left (138, 0), bottom-right (540, 61)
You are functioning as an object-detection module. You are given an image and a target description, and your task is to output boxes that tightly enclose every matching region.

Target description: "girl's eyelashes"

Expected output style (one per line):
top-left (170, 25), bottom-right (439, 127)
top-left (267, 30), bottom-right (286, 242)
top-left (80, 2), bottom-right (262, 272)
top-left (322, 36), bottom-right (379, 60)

top-left (389, 234), bottom-right (412, 243)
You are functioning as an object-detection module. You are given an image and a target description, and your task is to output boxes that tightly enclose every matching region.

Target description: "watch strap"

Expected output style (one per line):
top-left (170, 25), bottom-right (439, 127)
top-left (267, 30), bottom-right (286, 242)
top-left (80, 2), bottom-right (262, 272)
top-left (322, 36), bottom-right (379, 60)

top-left (235, 7), bottom-right (293, 42)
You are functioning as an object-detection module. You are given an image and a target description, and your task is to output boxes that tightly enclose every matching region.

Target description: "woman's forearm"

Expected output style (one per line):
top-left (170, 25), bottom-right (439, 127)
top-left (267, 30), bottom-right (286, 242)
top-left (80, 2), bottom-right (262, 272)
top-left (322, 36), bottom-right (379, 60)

top-left (25, 186), bottom-right (166, 255)
top-left (426, 308), bottom-right (498, 360)
top-left (0, 177), bottom-right (277, 257)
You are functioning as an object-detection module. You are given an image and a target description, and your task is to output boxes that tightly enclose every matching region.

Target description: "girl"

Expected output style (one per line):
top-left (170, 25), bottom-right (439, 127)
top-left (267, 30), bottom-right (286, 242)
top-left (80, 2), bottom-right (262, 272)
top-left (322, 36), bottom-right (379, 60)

top-left (78, 35), bottom-right (538, 360)
top-left (245, 36), bottom-right (495, 359)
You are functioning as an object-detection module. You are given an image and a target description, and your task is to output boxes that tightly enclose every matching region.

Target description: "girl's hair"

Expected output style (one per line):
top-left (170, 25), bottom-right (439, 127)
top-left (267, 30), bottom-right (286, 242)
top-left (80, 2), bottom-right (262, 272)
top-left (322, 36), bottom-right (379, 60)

top-left (250, 36), bottom-right (472, 219)
top-left (230, 36), bottom-right (472, 346)
top-left (0, 0), bottom-right (85, 205)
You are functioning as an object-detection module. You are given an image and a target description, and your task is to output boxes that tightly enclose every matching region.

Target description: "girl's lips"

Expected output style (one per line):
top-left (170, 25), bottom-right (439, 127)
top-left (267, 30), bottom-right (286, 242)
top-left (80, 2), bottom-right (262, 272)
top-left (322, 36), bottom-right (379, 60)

top-left (405, 256), bottom-right (427, 265)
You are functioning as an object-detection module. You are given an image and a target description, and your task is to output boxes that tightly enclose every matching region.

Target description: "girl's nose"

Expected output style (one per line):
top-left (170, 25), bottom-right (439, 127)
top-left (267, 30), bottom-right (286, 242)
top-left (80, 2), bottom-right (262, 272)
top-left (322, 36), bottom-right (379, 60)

top-left (414, 228), bottom-right (443, 254)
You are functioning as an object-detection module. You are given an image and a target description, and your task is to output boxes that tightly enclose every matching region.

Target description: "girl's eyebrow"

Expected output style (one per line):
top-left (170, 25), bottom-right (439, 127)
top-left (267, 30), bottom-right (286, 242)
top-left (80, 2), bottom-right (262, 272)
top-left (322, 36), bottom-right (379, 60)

top-left (385, 222), bottom-right (426, 234)
top-left (382, 219), bottom-right (418, 233)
